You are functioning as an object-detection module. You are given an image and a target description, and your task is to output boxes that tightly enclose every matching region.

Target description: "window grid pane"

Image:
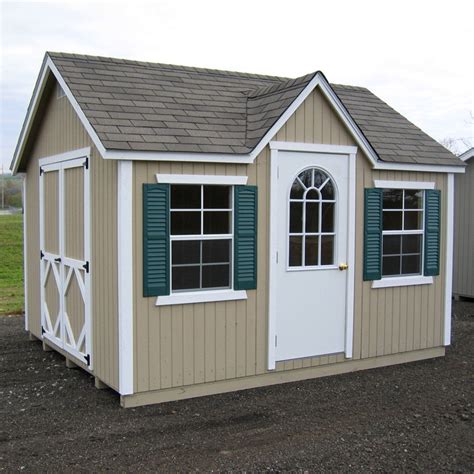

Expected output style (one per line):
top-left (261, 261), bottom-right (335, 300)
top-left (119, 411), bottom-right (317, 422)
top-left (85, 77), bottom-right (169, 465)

top-left (170, 184), bottom-right (233, 292)
top-left (382, 189), bottom-right (424, 277)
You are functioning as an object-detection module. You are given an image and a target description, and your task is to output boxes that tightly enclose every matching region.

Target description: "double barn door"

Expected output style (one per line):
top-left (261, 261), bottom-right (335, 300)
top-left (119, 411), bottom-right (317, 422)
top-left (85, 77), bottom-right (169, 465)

top-left (39, 155), bottom-right (91, 367)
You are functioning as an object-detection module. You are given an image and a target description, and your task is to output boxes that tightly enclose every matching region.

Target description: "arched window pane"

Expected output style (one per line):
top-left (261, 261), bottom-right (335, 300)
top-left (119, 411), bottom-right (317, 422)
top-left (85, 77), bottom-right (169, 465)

top-left (289, 168), bottom-right (336, 267)
top-left (321, 180), bottom-right (335, 200)
top-left (290, 179), bottom-right (305, 199)
top-left (298, 169), bottom-right (312, 188)
top-left (306, 188), bottom-right (319, 200)
top-left (314, 170), bottom-right (328, 188)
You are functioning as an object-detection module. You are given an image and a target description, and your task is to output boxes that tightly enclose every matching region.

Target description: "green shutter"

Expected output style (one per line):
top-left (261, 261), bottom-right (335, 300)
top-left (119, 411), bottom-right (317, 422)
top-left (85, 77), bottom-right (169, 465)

top-left (363, 188), bottom-right (383, 281)
top-left (234, 185), bottom-right (258, 290)
top-left (424, 189), bottom-right (441, 276)
top-left (143, 183), bottom-right (170, 297)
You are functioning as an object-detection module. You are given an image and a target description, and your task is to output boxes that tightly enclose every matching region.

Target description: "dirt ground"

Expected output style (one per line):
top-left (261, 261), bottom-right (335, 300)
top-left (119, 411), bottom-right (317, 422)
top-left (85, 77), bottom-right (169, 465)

top-left (1, 301), bottom-right (473, 471)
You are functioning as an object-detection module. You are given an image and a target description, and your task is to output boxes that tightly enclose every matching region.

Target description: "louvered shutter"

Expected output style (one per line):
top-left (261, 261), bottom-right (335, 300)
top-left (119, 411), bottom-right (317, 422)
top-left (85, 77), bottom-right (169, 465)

top-left (143, 183), bottom-right (170, 297)
top-left (363, 188), bottom-right (383, 281)
top-left (424, 189), bottom-right (441, 276)
top-left (234, 185), bottom-right (258, 290)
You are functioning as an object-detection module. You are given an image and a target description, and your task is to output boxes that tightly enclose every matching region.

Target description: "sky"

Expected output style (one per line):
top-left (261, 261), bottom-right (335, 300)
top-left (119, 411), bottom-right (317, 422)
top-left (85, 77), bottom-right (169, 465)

top-left (1, 0), bottom-right (473, 171)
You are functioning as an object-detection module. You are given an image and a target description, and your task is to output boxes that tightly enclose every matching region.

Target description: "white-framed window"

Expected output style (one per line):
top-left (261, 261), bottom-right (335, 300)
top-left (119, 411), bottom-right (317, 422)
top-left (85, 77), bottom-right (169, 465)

top-left (382, 189), bottom-right (424, 277)
top-left (170, 184), bottom-right (233, 292)
top-left (288, 167), bottom-right (336, 268)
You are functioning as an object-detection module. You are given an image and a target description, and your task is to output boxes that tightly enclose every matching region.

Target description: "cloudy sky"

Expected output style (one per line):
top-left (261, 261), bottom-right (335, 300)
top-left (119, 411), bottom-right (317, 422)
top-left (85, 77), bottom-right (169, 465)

top-left (1, 0), bottom-right (473, 170)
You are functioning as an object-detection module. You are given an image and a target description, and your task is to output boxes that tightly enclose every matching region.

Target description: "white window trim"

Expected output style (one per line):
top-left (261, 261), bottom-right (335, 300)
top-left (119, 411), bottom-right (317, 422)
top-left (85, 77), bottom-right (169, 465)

top-left (374, 180), bottom-right (435, 190)
top-left (157, 289), bottom-right (247, 306)
top-left (155, 174), bottom-right (248, 306)
top-left (372, 275), bottom-right (433, 289)
top-left (156, 174), bottom-right (247, 185)
top-left (372, 180), bottom-right (436, 288)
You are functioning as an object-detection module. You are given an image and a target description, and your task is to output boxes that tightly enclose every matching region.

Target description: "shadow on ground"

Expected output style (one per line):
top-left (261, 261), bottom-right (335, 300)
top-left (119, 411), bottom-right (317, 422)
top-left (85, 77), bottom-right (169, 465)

top-left (0, 301), bottom-right (473, 471)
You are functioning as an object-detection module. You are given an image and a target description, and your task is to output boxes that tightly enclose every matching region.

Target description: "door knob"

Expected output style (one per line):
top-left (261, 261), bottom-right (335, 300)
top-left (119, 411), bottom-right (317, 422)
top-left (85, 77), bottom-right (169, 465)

top-left (338, 263), bottom-right (348, 271)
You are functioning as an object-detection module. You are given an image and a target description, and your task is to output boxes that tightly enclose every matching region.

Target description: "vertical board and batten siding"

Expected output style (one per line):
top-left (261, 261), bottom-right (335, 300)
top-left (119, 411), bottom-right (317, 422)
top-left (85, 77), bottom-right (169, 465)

top-left (132, 87), bottom-right (448, 395)
top-left (453, 158), bottom-right (474, 297)
top-left (24, 82), bottom-right (119, 389)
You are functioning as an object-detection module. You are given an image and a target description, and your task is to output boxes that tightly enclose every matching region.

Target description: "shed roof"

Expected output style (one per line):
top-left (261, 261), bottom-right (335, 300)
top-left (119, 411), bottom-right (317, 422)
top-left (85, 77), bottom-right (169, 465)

top-left (14, 52), bottom-right (463, 170)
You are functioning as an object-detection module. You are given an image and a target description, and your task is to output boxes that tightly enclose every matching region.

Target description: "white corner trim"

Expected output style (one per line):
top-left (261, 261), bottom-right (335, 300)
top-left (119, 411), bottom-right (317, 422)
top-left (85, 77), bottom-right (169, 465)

top-left (372, 275), bottom-right (433, 289)
top-left (373, 179), bottom-right (435, 190)
top-left (444, 173), bottom-right (454, 346)
top-left (118, 161), bottom-right (134, 395)
top-left (345, 152), bottom-right (357, 359)
top-left (156, 289), bottom-right (247, 306)
top-left (270, 141), bottom-right (358, 155)
top-left (22, 176), bottom-right (28, 331)
top-left (38, 147), bottom-right (91, 167)
top-left (156, 174), bottom-right (248, 185)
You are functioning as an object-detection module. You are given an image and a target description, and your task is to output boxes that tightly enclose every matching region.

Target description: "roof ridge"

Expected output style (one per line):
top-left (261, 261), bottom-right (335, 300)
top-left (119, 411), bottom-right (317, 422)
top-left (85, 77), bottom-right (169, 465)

top-left (248, 72), bottom-right (316, 99)
top-left (47, 51), bottom-right (288, 84)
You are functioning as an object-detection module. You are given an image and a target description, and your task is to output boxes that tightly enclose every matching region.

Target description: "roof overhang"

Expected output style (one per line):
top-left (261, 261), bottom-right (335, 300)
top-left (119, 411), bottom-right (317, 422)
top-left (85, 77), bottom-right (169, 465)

top-left (459, 147), bottom-right (474, 162)
top-left (10, 56), bottom-right (466, 175)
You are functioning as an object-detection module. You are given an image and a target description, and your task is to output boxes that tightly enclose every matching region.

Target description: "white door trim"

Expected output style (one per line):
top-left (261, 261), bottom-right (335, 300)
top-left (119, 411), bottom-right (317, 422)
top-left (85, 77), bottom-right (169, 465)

top-left (39, 148), bottom-right (92, 367)
top-left (268, 142), bottom-right (357, 370)
top-left (117, 160), bottom-right (134, 395)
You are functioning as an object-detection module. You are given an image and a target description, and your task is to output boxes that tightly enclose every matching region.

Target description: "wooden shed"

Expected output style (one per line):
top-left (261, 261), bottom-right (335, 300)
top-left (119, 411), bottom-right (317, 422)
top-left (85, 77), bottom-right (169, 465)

top-left (11, 52), bottom-right (465, 407)
top-left (453, 147), bottom-right (474, 298)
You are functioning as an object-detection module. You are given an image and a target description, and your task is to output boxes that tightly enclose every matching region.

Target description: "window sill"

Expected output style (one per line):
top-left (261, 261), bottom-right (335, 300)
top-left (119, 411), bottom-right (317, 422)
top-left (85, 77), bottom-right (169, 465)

top-left (372, 275), bottom-right (433, 289)
top-left (156, 289), bottom-right (248, 306)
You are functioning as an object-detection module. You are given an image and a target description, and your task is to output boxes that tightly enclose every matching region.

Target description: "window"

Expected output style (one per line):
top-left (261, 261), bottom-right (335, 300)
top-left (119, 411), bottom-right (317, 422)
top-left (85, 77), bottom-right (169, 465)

top-left (382, 189), bottom-right (424, 277)
top-left (170, 184), bottom-right (232, 292)
top-left (288, 168), bottom-right (336, 268)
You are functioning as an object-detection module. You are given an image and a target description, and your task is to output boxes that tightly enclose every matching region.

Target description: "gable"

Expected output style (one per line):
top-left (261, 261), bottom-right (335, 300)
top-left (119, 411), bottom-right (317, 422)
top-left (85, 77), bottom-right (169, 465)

top-left (274, 87), bottom-right (356, 149)
top-left (17, 75), bottom-right (93, 172)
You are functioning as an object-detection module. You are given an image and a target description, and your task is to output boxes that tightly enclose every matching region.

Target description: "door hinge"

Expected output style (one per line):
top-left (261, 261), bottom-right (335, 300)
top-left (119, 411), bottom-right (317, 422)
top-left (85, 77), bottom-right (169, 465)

top-left (39, 166), bottom-right (44, 176)
top-left (84, 353), bottom-right (90, 366)
top-left (83, 261), bottom-right (89, 273)
top-left (41, 326), bottom-right (45, 335)
top-left (40, 250), bottom-right (44, 260)
top-left (275, 335), bottom-right (278, 347)
top-left (83, 157), bottom-right (89, 170)
top-left (277, 166), bottom-right (279, 179)
top-left (276, 251), bottom-right (279, 263)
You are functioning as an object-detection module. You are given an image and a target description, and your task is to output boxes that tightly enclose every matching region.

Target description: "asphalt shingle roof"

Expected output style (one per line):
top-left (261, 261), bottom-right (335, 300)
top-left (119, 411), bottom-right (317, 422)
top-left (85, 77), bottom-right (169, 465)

top-left (47, 52), bottom-right (461, 166)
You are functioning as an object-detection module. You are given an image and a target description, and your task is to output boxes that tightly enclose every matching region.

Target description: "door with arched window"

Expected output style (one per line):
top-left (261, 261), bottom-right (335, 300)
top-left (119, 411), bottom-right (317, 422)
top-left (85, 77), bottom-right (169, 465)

top-left (271, 148), bottom-right (354, 366)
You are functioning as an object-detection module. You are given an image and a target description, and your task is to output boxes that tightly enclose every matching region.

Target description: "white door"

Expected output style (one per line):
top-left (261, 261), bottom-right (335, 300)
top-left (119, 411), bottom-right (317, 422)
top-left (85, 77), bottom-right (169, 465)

top-left (270, 148), bottom-right (355, 365)
top-left (40, 155), bottom-right (92, 367)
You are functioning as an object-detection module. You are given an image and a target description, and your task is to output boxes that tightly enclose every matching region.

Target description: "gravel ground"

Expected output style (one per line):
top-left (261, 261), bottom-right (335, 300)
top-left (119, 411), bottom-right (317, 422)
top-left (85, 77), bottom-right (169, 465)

top-left (1, 301), bottom-right (473, 471)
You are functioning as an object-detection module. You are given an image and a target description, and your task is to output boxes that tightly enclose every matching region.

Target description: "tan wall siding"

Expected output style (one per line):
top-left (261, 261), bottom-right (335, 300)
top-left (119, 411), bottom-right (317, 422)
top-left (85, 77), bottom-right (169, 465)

top-left (133, 87), bottom-right (448, 394)
top-left (24, 84), bottom-right (119, 389)
top-left (453, 159), bottom-right (474, 297)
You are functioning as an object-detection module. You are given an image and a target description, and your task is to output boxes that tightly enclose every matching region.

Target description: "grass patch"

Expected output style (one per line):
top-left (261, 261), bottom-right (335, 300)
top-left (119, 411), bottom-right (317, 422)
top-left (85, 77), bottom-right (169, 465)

top-left (0, 214), bottom-right (24, 314)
